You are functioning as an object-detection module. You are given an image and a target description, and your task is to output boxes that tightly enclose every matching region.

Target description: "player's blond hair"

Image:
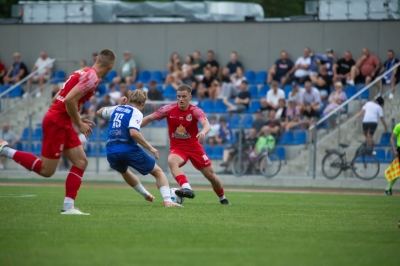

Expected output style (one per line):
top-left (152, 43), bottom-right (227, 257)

top-left (177, 84), bottom-right (192, 94)
top-left (129, 89), bottom-right (147, 105)
top-left (96, 49), bottom-right (116, 67)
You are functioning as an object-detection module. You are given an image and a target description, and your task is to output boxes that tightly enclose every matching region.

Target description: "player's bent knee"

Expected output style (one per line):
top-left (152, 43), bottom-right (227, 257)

top-left (73, 157), bottom-right (88, 170)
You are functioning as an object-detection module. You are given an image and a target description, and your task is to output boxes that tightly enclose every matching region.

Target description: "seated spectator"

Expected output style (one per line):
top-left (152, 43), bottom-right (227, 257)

top-left (205, 50), bottom-right (219, 78)
top-left (275, 98), bottom-right (287, 121)
top-left (112, 51), bottom-right (137, 85)
top-left (198, 68), bottom-right (218, 100)
top-left (264, 110), bottom-right (282, 140)
top-left (333, 51), bottom-right (355, 83)
top-left (108, 83), bottom-right (121, 104)
top-left (252, 111), bottom-right (266, 134)
top-left (249, 126), bottom-right (275, 165)
top-left (379, 50), bottom-right (399, 99)
top-left (182, 55), bottom-right (193, 73)
top-left (147, 79), bottom-right (164, 112)
top-left (287, 47), bottom-right (312, 85)
top-left (0, 122), bottom-right (20, 169)
top-left (347, 47), bottom-right (380, 87)
top-left (267, 50), bottom-right (294, 86)
top-left (215, 117), bottom-right (232, 144)
top-left (260, 81), bottom-right (285, 111)
top-left (167, 52), bottom-right (180, 73)
top-left (191, 51), bottom-right (204, 80)
top-left (310, 48), bottom-right (337, 76)
top-left (288, 80), bottom-right (304, 105)
top-left (27, 51), bottom-right (53, 98)
top-left (3, 52), bottom-right (28, 85)
top-left (119, 82), bottom-right (130, 98)
top-left (96, 94), bottom-right (114, 129)
top-left (0, 57), bottom-right (6, 84)
top-left (84, 96), bottom-right (97, 117)
top-left (322, 82), bottom-right (348, 117)
top-left (79, 59), bottom-right (88, 70)
top-left (223, 80), bottom-right (251, 113)
top-left (300, 81), bottom-right (322, 111)
top-left (217, 67), bottom-right (246, 99)
top-left (165, 57), bottom-right (183, 87)
top-left (204, 116), bottom-right (221, 144)
top-left (181, 67), bottom-right (197, 93)
top-left (136, 81), bottom-right (148, 93)
top-left (226, 51), bottom-right (243, 75)
top-left (51, 83), bottom-right (60, 98)
top-left (281, 97), bottom-right (301, 131)
top-left (309, 65), bottom-right (332, 100)
top-left (231, 66), bottom-right (247, 88)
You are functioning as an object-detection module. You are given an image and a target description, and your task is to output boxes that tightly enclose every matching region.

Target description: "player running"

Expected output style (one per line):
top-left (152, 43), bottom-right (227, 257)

top-left (141, 84), bottom-right (230, 205)
top-left (96, 90), bottom-right (181, 207)
top-left (0, 49), bottom-right (116, 215)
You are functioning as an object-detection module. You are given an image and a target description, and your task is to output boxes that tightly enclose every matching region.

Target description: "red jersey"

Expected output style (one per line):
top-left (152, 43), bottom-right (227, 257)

top-left (47, 67), bottom-right (98, 123)
top-left (153, 103), bottom-right (207, 150)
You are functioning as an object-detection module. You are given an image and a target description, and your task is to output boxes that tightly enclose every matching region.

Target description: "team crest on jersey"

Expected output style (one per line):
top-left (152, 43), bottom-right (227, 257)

top-left (186, 114), bottom-right (192, 121)
top-left (172, 125), bottom-right (191, 139)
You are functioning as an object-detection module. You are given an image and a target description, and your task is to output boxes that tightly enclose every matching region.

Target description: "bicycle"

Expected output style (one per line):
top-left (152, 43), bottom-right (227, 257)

top-left (231, 147), bottom-right (282, 178)
top-left (321, 143), bottom-right (380, 180)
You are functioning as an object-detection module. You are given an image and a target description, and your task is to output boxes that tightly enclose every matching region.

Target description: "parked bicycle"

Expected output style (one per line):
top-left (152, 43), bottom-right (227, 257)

top-left (321, 142), bottom-right (380, 180)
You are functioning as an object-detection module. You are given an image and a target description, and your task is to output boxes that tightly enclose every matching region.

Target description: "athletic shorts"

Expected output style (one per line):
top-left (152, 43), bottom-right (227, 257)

top-left (107, 147), bottom-right (155, 175)
top-left (362, 122), bottom-right (378, 135)
top-left (41, 114), bottom-right (81, 159)
top-left (170, 145), bottom-right (212, 170)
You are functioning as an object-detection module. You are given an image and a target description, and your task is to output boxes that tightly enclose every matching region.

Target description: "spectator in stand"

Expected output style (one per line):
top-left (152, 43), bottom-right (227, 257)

top-left (205, 50), bottom-right (219, 78)
top-left (215, 117), bottom-right (232, 144)
top-left (0, 122), bottom-right (20, 169)
top-left (79, 59), bottom-right (88, 70)
top-left (112, 51), bottom-right (137, 85)
top-left (379, 50), bottom-right (399, 99)
top-left (51, 83), bottom-right (60, 98)
top-left (231, 66), bottom-right (247, 87)
top-left (217, 67), bottom-right (246, 99)
top-left (167, 52), bottom-right (180, 74)
top-left (119, 82), bottom-right (130, 98)
top-left (181, 66), bottom-right (197, 93)
top-left (322, 82), bottom-right (348, 117)
top-left (205, 116), bottom-right (221, 145)
top-left (0, 57), bottom-right (5, 84)
top-left (147, 79), bottom-right (164, 112)
top-left (108, 83), bottom-right (121, 104)
top-left (299, 81), bottom-right (322, 123)
top-left (198, 68), bottom-right (218, 100)
top-left (275, 98), bottom-right (287, 121)
top-left (135, 81), bottom-right (148, 93)
top-left (287, 47), bottom-right (312, 84)
top-left (347, 48), bottom-right (381, 87)
top-left (263, 110), bottom-right (281, 140)
top-left (287, 80), bottom-right (304, 105)
top-left (261, 81), bottom-right (285, 111)
top-left (83, 95), bottom-right (97, 117)
top-left (310, 49), bottom-right (337, 76)
top-left (249, 126), bottom-right (275, 166)
top-left (96, 94), bottom-right (114, 129)
top-left (309, 65), bottom-right (332, 101)
top-left (166, 56), bottom-right (183, 87)
top-left (191, 51), bottom-right (204, 80)
top-left (182, 55), bottom-right (193, 73)
top-left (27, 51), bottom-right (53, 98)
top-left (267, 50), bottom-right (294, 86)
top-left (226, 51), bottom-right (243, 75)
top-left (281, 97), bottom-right (301, 131)
top-left (3, 52), bottom-right (28, 85)
top-left (223, 80), bottom-right (251, 113)
top-left (252, 110), bottom-right (266, 134)
top-left (333, 51), bottom-right (355, 83)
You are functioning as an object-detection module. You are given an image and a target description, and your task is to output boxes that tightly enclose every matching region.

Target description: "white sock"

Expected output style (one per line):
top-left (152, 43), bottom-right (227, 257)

top-left (1, 147), bottom-right (16, 158)
top-left (133, 183), bottom-right (150, 198)
top-left (159, 186), bottom-right (172, 202)
top-left (63, 197), bottom-right (74, 210)
top-left (218, 195), bottom-right (226, 201)
top-left (182, 183), bottom-right (192, 190)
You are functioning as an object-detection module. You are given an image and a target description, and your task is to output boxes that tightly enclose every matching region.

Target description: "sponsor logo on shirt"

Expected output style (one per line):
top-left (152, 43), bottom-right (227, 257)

top-left (172, 125), bottom-right (191, 139)
top-left (186, 114), bottom-right (192, 121)
top-left (110, 130), bottom-right (122, 136)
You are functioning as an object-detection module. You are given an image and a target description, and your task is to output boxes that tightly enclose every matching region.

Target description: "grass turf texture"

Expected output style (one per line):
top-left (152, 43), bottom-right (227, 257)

top-left (0, 186), bottom-right (399, 266)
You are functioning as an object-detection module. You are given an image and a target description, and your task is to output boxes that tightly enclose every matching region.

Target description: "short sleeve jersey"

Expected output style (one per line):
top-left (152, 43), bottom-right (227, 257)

top-left (392, 123), bottom-right (400, 147)
top-left (153, 103), bottom-right (207, 150)
top-left (362, 101), bottom-right (383, 123)
top-left (47, 67), bottom-right (98, 123)
top-left (102, 105), bottom-right (143, 154)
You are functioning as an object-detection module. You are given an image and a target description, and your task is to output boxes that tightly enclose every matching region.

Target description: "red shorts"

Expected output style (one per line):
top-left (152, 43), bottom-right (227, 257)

top-left (169, 145), bottom-right (212, 170)
top-left (41, 114), bottom-right (81, 159)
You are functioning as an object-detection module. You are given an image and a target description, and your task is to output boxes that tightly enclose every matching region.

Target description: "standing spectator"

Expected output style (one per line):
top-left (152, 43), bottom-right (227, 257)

top-left (282, 98), bottom-right (301, 131)
top-left (108, 83), bottom-right (121, 104)
top-left (205, 50), bottom-right (219, 78)
top-left (252, 111), bottom-right (266, 134)
top-left (263, 110), bottom-right (281, 140)
top-left (287, 47), bottom-right (312, 84)
top-left (223, 80), bottom-right (251, 113)
top-left (0, 122), bottom-right (19, 169)
top-left (27, 51), bottom-right (53, 98)
top-left (191, 51), bottom-right (204, 79)
top-left (167, 52), bottom-right (180, 73)
top-left (215, 117), bottom-right (232, 144)
top-left (267, 50), bottom-right (294, 86)
top-left (299, 81), bottom-right (322, 121)
top-left (333, 51), bottom-right (355, 83)
top-left (322, 82), bottom-right (348, 117)
top-left (205, 116), bottom-right (221, 144)
top-left (147, 80), bottom-right (163, 112)
top-left (0, 57), bottom-right (5, 84)
top-left (79, 59), bottom-right (88, 70)
top-left (112, 51), bottom-right (137, 85)
top-left (226, 51), bottom-right (243, 75)
top-left (198, 68), bottom-right (218, 100)
top-left (3, 52), bottom-right (28, 85)
top-left (379, 50), bottom-right (399, 99)
top-left (309, 65), bottom-right (332, 100)
top-left (347, 48), bottom-right (381, 87)
top-left (288, 80), bottom-right (304, 105)
top-left (261, 81), bottom-right (285, 111)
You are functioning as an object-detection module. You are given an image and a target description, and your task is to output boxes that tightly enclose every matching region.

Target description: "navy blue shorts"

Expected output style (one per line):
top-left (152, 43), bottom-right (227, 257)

top-left (107, 148), bottom-right (155, 175)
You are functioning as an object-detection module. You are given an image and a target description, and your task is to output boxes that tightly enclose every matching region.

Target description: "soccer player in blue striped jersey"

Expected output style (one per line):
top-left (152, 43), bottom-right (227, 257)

top-left (96, 90), bottom-right (181, 207)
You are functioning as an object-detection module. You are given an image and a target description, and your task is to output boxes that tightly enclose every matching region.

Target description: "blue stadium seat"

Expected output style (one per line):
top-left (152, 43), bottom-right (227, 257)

top-left (345, 85), bottom-right (357, 98)
top-left (139, 70), bottom-right (151, 83)
top-left (33, 128), bottom-right (43, 141)
top-left (21, 127), bottom-right (33, 141)
top-left (245, 71), bottom-right (256, 84)
top-left (34, 143), bottom-right (42, 156)
top-left (215, 99), bottom-right (227, 113)
top-left (22, 143), bottom-right (34, 152)
top-left (100, 129), bottom-right (109, 141)
top-left (162, 70), bottom-right (169, 80)
top-left (375, 149), bottom-right (385, 162)
top-left (275, 146), bottom-right (286, 160)
top-left (377, 133), bottom-right (392, 146)
top-left (99, 144), bottom-right (107, 157)
top-left (104, 70), bottom-right (117, 83)
top-left (51, 70), bottom-right (66, 84)
top-left (294, 130), bottom-right (307, 144)
top-left (210, 145), bottom-right (224, 160)
top-left (230, 114), bottom-right (241, 128)
top-left (387, 149), bottom-right (395, 163)
top-left (357, 84), bottom-right (369, 99)
top-left (254, 71), bottom-right (267, 84)
top-left (0, 85), bottom-right (10, 97)
top-left (128, 85), bottom-right (136, 91)
top-left (153, 119), bottom-right (167, 127)
top-left (284, 85), bottom-right (292, 98)
top-left (96, 84), bottom-right (107, 97)
top-left (248, 86), bottom-right (259, 99)
top-left (202, 99), bottom-right (215, 113)
top-left (259, 85), bottom-right (270, 98)
top-left (242, 115), bottom-right (253, 128)
top-left (163, 85), bottom-right (176, 99)
top-left (278, 131), bottom-right (294, 145)
top-left (151, 70), bottom-right (163, 83)
top-left (156, 85), bottom-right (163, 91)
top-left (203, 145), bottom-right (212, 156)
top-left (8, 85), bottom-right (23, 98)
top-left (248, 100), bottom-right (261, 113)
top-left (15, 142), bottom-right (23, 151)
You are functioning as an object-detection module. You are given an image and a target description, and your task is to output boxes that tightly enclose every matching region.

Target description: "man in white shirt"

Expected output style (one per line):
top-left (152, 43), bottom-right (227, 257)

top-left (286, 47), bottom-right (312, 85)
top-left (354, 96), bottom-right (388, 150)
top-left (28, 51), bottom-right (53, 98)
top-left (261, 81), bottom-right (285, 110)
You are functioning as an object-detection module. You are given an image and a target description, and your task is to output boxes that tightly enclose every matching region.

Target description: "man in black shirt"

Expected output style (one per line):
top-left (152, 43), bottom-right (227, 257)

top-left (205, 50), bottom-right (219, 78)
top-left (252, 111), bottom-right (266, 135)
top-left (267, 51), bottom-right (294, 86)
top-left (3, 52), bottom-right (28, 85)
top-left (263, 110), bottom-right (281, 140)
top-left (333, 51), bottom-right (355, 84)
top-left (226, 51), bottom-right (243, 74)
top-left (310, 65), bottom-right (332, 101)
top-left (223, 80), bottom-right (251, 113)
top-left (198, 68), bottom-right (218, 100)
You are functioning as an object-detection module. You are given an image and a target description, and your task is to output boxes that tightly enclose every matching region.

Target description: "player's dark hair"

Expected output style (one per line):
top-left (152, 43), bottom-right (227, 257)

top-left (177, 84), bottom-right (192, 94)
top-left (97, 49), bottom-right (116, 67)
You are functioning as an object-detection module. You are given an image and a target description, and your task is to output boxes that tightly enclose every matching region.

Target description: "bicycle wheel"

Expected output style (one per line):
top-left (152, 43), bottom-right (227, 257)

top-left (321, 151), bottom-right (344, 179)
top-left (259, 154), bottom-right (281, 178)
top-left (352, 154), bottom-right (380, 180)
top-left (231, 154), bottom-right (250, 177)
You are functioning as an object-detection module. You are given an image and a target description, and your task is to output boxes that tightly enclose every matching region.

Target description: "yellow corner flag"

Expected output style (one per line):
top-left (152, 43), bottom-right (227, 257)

top-left (385, 158), bottom-right (400, 182)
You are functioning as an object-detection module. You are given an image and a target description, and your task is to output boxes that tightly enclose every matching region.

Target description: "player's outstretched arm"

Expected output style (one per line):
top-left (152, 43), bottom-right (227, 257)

top-left (141, 114), bottom-right (156, 128)
top-left (130, 129), bottom-right (159, 160)
top-left (196, 119), bottom-right (211, 142)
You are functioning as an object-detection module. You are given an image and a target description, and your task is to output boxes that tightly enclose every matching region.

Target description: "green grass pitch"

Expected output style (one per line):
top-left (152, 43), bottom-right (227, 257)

top-left (0, 185), bottom-right (399, 266)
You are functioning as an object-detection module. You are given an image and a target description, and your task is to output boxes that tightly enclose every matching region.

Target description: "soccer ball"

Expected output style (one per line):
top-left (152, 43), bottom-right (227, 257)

top-left (170, 188), bottom-right (184, 204)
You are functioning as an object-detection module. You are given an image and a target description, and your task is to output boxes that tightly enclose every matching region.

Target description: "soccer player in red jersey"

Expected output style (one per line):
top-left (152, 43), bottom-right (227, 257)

top-left (0, 49), bottom-right (116, 215)
top-left (141, 84), bottom-right (230, 204)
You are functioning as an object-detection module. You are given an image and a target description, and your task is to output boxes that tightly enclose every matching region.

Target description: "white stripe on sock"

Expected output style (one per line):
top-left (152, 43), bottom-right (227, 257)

top-left (31, 159), bottom-right (40, 171)
top-left (70, 172), bottom-right (82, 179)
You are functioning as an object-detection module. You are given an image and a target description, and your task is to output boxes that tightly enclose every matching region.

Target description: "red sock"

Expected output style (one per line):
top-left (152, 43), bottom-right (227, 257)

top-left (175, 174), bottom-right (188, 186)
top-left (13, 151), bottom-right (42, 175)
top-left (214, 188), bottom-right (225, 197)
top-left (65, 166), bottom-right (84, 200)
